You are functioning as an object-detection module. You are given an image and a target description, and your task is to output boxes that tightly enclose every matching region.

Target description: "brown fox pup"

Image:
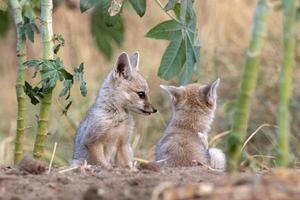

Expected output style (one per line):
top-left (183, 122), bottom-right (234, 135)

top-left (72, 52), bottom-right (157, 168)
top-left (155, 79), bottom-right (226, 170)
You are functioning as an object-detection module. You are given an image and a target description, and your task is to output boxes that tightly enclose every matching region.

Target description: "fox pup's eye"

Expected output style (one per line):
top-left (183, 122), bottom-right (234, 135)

top-left (137, 91), bottom-right (146, 99)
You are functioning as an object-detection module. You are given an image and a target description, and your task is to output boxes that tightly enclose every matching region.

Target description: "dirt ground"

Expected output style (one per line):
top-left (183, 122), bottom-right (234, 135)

top-left (0, 159), bottom-right (300, 200)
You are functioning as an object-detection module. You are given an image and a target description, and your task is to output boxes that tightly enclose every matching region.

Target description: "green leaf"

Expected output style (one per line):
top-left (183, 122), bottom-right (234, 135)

top-left (158, 39), bottom-right (186, 80)
top-left (146, 20), bottom-right (182, 41)
top-left (91, 4), bottom-right (125, 60)
top-left (40, 58), bottom-right (66, 92)
top-left (129, 0), bottom-right (146, 17)
top-left (22, 6), bottom-right (40, 42)
top-left (62, 101), bottom-right (73, 115)
top-left (53, 34), bottom-right (65, 54)
top-left (24, 81), bottom-right (43, 105)
top-left (164, 0), bottom-right (177, 11)
top-left (147, 0), bottom-right (201, 84)
top-left (60, 69), bottom-right (74, 80)
top-left (24, 59), bottom-right (43, 78)
top-left (0, 10), bottom-right (10, 38)
top-left (24, 59), bottom-right (43, 67)
top-left (179, 38), bottom-right (194, 85)
top-left (21, 17), bottom-right (40, 43)
top-left (179, 31), bottom-right (200, 85)
top-left (172, 3), bottom-right (181, 18)
top-left (54, 44), bottom-right (61, 54)
top-left (80, 0), bottom-right (100, 12)
top-left (60, 79), bottom-right (73, 100)
top-left (74, 63), bottom-right (87, 97)
top-left (179, 0), bottom-right (187, 24)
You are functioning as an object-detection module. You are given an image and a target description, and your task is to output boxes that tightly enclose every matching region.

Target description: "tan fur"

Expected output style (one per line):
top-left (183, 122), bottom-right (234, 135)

top-left (155, 80), bottom-right (226, 171)
top-left (72, 52), bottom-right (156, 168)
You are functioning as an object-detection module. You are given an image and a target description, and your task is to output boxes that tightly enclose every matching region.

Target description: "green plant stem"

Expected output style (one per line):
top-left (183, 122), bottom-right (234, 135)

top-left (226, 0), bottom-right (271, 172)
top-left (10, 0), bottom-right (27, 164)
top-left (33, 0), bottom-right (54, 160)
top-left (277, 0), bottom-right (297, 167)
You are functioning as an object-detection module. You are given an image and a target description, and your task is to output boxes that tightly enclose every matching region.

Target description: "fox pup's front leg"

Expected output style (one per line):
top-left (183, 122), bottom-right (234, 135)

top-left (116, 143), bottom-right (133, 168)
top-left (85, 141), bottom-right (111, 168)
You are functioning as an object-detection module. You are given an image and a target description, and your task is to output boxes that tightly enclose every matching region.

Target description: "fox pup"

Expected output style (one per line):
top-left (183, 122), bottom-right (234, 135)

top-left (155, 79), bottom-right (226, 170)
top-left (72, 52), bottom-right (157, 168)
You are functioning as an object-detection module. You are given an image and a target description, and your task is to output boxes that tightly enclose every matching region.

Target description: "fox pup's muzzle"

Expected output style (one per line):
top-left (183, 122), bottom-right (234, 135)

top-left (152, 106), bottom-right (157, 113)
top-left (141, 105), bottom-right (157, 115)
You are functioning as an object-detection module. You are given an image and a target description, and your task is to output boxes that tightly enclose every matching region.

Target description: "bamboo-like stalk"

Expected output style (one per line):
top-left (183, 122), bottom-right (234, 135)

top-left (33, 0), bottom-right (54, 160)
top-left (226, 0), bottom-right (271, 171)
top-left (277, 0), bottom-right (297, 167)
top-left (10, 0), bottom-right (27, 164)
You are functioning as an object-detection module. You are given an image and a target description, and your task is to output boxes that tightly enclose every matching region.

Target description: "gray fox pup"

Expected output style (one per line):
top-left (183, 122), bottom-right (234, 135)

top-left (155, 79), bottom-right (226, 170)
top-left (72, 52), bottom-right (157, 168)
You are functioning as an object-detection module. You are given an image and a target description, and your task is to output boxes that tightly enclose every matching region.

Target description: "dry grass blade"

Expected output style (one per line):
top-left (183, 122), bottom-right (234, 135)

top-left (47, 142), bottom-right (58, 173)
top-left (134, 157), bottom-right (149, 164)
top-left (209, 130), bottom-right (230, 146)
top-left (58, 166), bottom-right (80, 174)
top-left (241, 124), bottom-right (273, 151)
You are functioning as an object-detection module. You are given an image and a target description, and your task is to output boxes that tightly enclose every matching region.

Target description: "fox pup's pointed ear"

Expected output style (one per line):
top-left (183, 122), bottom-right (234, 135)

top-left (203, 78), bottom-right (220, 105)
top-left (130, 51), bottom-right (140, 71)
top-left (114, 52), bottom-right (132, 79)
top-left (160, 85), bottom-right (184, 103)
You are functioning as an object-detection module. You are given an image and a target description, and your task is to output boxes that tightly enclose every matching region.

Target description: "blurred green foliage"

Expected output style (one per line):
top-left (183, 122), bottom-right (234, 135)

top-left (0, 10), bottom-right (10, 38)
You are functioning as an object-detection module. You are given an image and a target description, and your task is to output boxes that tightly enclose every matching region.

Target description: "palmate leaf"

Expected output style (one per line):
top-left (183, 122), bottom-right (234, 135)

top-left (20, 17), bottom-right (39, 43)
top-left (40, 58), bottom-right (74, 92)
top-left (24, 81), bottom-right (43, 105)
top-left (23, 2), bottom-right (39, 43)
top-left (24, 58), bottom-right (87, 114)
top-left (145, 20), bottom-right (182, 41)
top-left (158, 39), bottom-right (186, 80)
top-left (129, 0), bottom-right (146, 17)
top-left (80, 0), bottom-right (100, 12)
top-left (75, 63), bottom-right (87, 97)
top-left (91, 2), bottom-right (125, 60)
top-left (148, 0), bottom-right (200, 84)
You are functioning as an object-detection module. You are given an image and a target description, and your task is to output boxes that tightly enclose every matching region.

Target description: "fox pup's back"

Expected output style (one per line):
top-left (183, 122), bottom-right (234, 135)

top-left (156, 80), bottom-right (226, 170)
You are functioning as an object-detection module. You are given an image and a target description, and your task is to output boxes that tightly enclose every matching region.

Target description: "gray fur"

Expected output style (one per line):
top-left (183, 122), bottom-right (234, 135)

top-left (72, 52), bottom-right (156, 167)
top-left (155, 79), bottom-right (226, 170)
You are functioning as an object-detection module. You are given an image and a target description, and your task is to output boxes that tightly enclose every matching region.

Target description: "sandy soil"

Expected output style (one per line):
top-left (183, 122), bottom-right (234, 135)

top-left (0, 159), bottom-right (300, 200)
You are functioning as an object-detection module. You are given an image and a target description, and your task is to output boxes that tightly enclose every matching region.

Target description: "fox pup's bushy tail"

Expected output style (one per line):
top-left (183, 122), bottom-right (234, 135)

top-left (208, 148), bottom-right (226, 170)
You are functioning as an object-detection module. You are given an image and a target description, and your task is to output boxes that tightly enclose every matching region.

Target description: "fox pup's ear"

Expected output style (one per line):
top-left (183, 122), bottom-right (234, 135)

top-left (130, 51), bottom-right (140, 71)
top-left (203, 78), bottom-right (220, 105)
top-left (160, 85), bottom-right (184, 103)
top-left (114, 52), bottom-right (132, 79)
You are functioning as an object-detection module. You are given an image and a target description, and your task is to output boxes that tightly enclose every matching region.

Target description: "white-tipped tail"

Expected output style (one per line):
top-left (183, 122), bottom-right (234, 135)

top-left (208, 148), bottom-right (226, 171)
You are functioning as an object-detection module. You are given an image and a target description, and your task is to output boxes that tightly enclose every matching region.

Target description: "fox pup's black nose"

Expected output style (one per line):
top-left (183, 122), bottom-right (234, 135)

top-left (152, 107), bottom-right (157, 113)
